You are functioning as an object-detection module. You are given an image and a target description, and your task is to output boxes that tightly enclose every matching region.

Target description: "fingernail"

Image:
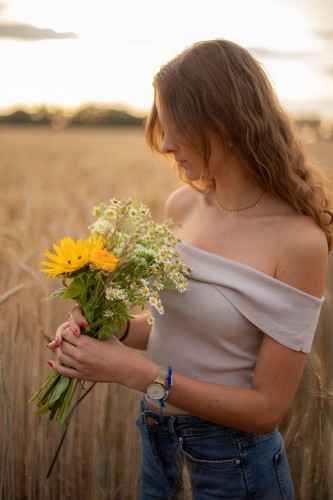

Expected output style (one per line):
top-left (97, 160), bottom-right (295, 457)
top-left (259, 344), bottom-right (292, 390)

top-left (73, 328), bottom-right (79, 336)
top-left (46, 343), bottom-right (51, 349)
top-left (47, 360), bottom-right (53, 367)
top-left (80, 322), bottom-right (88, 329)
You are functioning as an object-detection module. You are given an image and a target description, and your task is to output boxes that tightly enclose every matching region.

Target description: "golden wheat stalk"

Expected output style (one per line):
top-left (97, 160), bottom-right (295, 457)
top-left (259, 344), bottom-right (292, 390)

top-left (0, 284), bottom-right (25, 305)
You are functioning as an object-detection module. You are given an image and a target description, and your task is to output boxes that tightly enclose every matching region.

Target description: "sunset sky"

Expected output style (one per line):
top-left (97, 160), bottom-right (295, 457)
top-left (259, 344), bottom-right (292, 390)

top-left (1, 0), bottom-right (332, 117)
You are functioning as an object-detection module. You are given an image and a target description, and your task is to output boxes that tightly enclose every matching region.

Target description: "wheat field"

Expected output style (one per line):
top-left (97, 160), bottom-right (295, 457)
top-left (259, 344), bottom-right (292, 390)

top-left (1, 125), bottom-right (333, 499)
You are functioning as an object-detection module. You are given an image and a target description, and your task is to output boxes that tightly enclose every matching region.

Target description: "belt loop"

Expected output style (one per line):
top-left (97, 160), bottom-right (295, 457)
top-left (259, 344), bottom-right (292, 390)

top-left (168, 415), bottom-right (178, 441)
top-left (168, 415), bottom-right (175, 430)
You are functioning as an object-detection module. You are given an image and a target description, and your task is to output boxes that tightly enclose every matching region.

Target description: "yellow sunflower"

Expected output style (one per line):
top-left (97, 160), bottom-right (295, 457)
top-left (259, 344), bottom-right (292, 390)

top-left (41, 234), bottom-right (104, 277)
top-left (89, 249), bottom-right (119, 272)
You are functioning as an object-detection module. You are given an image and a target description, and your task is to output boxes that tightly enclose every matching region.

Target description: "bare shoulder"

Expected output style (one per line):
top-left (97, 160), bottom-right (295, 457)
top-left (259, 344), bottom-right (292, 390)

top-left (276, 215), bottom-right (328, 297)
top-left (164, 185), bottom-right (198, 223)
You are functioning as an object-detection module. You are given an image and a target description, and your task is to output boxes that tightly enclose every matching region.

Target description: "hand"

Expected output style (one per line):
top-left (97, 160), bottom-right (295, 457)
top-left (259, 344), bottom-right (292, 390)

top-left (48, 326), bottom-right (135, 383)
top-left (47, 304), bottom-right (87, 349)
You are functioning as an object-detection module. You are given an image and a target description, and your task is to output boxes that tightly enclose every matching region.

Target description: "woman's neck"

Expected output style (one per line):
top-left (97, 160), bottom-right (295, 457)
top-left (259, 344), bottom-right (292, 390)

top-left (213, 161), bottom-right (263, 212)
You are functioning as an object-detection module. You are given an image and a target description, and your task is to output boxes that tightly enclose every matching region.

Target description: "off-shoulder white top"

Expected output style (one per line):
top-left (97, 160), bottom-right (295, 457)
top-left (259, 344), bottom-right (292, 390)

top-left (147, 243), bottom-right (324, 413)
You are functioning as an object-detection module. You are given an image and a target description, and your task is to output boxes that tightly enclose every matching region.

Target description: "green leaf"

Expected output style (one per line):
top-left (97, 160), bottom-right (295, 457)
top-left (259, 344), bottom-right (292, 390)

top-left (47, 287), bottom-right (68, 300)
top-left (28, 370), bottom-right (61, 404)
top-left (35, 403), bottom-right (54, 415)
top-left (61, 277), bottom-right (87, 301)
top-left (49, 376), bottom-right (71, 403)
top-left (97, 322), bottom-right (115, 340)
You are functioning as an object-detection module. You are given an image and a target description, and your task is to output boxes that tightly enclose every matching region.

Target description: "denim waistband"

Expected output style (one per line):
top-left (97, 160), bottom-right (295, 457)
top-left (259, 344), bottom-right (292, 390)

top-left (138, 397), bottom-right (277, 447)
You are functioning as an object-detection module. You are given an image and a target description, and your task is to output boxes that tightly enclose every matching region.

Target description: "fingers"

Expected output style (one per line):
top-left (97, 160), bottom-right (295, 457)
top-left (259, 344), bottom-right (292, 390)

top-left (56, 345), bottom-right (77, 367)
top-left (47, 359), bottom-right (81, 380)
top-left (46, 334), bottom-right (132, 383)
top-left (60, 326), bottom-right (80, 348)
top-left (46, 322), bottom-right (69, 349)
top-left (70, 304), bottom-right (88, 328)
top-left (68, 305), bottom-right (88, 337)
top-left (47, 304), bottom-right (89, 351)
top-left (49, 334), bottom-right (94, 380)
top-left (50, 329), bottom-right (81, 370)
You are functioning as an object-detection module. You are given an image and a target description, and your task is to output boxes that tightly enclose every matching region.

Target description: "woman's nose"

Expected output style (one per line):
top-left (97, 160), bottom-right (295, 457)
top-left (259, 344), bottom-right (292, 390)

top-left (161, 133), bottom-right (177, 153)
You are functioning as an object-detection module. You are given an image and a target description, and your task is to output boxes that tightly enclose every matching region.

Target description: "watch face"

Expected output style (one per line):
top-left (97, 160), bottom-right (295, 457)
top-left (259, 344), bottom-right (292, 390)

top-left (146, 383), bottom-right (166, 400)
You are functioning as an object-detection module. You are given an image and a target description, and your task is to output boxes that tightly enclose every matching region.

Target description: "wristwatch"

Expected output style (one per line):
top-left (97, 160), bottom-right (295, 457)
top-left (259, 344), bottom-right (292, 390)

top-left (146, 366), bottom-right (168, 400)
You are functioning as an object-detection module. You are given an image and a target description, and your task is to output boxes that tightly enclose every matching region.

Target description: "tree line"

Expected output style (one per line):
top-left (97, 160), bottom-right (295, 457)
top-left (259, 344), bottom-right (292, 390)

top-left (1, 106), bottom-right (332, 140)
top-left (0, 106), bottom-right (146, 129)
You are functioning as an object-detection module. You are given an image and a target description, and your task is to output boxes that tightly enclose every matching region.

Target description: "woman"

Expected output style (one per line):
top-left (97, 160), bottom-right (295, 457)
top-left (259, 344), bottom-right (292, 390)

top-left (47, 39), bottom-right (332, 499)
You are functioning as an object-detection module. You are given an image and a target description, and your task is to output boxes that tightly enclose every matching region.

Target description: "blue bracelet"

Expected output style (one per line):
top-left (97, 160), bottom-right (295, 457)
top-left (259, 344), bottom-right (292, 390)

top-left (159, 365), bottom-right (173, 413)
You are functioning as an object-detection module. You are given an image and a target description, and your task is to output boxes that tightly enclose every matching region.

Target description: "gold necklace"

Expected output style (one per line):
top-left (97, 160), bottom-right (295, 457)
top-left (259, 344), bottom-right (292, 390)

top-left (215, 191), bottom-right (266, 214)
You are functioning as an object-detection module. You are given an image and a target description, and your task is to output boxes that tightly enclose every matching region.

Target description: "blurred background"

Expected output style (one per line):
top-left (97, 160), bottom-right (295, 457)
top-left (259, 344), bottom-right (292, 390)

top-left (1, 1), bottom-right (333, 499)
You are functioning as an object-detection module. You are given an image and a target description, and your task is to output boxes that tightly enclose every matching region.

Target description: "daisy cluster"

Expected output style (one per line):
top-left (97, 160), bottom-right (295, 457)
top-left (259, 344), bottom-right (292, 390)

top-left (89, 198), bottom-right (190, 329)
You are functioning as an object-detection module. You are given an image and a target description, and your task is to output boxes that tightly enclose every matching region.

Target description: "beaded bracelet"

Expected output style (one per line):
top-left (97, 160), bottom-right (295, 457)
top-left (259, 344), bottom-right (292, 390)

top-left (159, 365), bottom-right (173, 413)
top-left (118, 320), bottom-right (130, 342)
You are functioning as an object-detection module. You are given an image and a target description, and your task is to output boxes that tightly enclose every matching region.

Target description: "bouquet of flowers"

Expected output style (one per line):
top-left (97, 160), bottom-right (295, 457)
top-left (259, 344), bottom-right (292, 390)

top-left (29, 197), bottom-right (190, 476)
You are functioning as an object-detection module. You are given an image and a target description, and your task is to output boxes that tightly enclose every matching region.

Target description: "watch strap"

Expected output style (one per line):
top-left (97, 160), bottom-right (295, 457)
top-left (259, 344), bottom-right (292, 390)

top-left (154, 366), bottom-right (168, 387)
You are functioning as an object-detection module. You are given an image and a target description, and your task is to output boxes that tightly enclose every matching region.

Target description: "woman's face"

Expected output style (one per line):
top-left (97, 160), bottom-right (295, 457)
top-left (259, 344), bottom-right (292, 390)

top-left (155, 94), bottom-right (227, 182)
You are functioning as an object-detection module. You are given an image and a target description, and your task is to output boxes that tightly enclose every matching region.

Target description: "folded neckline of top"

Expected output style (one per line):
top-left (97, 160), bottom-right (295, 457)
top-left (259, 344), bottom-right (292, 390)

top-left (178, 241), bottom-right (324, 302)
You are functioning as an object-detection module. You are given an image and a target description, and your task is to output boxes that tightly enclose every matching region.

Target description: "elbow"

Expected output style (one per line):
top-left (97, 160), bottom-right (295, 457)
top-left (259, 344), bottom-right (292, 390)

top-left (253, 408), bottom-right (286, 435)
top-left (248, 419), bottom-right (280, 435)
top-left (255, 420), bottom-right (279, 435)
top-left (247, 396), bottom-right (286, 434)
top-left (247, 387), bottom-right (290, 434)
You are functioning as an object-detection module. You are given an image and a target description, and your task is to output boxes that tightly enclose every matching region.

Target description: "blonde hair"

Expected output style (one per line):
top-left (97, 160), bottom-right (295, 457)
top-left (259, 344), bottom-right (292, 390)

top-left (146, 39), bottom-right (333, 250)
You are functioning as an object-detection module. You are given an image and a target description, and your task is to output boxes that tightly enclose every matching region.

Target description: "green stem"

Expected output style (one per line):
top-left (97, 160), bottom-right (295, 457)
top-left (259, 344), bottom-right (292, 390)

top-left (57, 378), bottom-right (75, 423)
top-left (46, 425), bottom-right (69, 479)
top-left (28, 370), bottom-right (60, 404)
top-left (46, 382), bottom-right (97, 478)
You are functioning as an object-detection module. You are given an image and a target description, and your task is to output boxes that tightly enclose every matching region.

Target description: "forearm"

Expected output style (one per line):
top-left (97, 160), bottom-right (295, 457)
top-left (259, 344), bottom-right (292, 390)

top-left (125, 344), bottom-right (304, 434)
top-left (164, 373), bottom-right (276, 434)
top-left (129, 362), bottom-right (277, 434)
top-left (121, 314), bottom-right (151, 350)
top-left (121, 351), bottom-right (262, 432)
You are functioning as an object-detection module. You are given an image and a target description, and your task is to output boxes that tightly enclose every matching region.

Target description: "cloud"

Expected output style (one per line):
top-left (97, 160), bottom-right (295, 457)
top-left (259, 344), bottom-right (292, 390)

top-left (0, 22), bottom-right (78, 41)
top-left (249, 45), bottom-right (333, 82)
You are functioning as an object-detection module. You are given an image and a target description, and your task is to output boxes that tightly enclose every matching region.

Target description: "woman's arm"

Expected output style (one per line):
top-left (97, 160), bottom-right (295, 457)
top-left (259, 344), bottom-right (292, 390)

top-left (159, 336), bottom-right (307, 433)
top-left (48, 329), bottom-right (306, 433)
top-left (120, 314), bottom-right (152, 349)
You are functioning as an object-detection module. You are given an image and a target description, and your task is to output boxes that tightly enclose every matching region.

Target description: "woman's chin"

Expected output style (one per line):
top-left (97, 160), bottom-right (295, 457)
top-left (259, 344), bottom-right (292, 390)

top-left (182, 171), bottom-right (207, 183)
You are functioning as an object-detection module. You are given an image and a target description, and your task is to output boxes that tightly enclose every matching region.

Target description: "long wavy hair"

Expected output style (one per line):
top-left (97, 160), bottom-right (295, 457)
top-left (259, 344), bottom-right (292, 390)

top-left (146, 39), bottom-right (333, 250)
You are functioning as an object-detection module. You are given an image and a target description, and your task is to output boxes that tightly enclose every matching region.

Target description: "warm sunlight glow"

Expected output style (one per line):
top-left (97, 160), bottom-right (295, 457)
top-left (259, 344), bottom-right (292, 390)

top-left (0, 0), bottom-right (332, 117)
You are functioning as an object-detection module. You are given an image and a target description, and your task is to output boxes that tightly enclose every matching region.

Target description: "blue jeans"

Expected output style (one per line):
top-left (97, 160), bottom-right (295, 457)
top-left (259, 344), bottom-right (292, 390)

top-left (136, 398), bottom-right (294, 499)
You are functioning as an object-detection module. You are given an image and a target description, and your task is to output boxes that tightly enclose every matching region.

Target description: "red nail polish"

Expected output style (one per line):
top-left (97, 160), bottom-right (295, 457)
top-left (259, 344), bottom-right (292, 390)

top-left (47, 360), bottom-right (53, 367)
top-left (73, 328), bottom-right (79, 336)
top-left (80, 322), bottom-right (88, 329)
